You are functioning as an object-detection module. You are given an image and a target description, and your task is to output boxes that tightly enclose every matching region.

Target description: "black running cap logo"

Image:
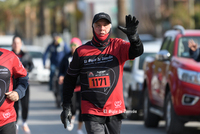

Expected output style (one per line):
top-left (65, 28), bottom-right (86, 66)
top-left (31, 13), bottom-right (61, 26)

top-left (99, 15), bottom-right (106, 18)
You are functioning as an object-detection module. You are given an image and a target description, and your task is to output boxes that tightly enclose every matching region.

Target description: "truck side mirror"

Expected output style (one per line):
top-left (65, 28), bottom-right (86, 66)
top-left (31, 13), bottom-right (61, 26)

top-left (156, 50), bottom-right (170, 61)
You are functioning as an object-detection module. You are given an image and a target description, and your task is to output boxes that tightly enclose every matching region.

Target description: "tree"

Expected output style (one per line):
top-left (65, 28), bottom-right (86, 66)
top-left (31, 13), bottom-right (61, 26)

top-left (170, 3), bottom-right (192, 29)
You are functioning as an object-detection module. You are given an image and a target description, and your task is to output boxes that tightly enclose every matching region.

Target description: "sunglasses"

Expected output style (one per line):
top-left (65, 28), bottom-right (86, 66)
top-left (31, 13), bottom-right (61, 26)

top-left (70, 43), bottom-right (79, 47)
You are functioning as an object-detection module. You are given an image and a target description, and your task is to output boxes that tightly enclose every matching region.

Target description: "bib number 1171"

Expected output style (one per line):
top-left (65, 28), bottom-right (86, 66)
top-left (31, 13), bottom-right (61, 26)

top-left (88, 76), bottom-right (110, 88)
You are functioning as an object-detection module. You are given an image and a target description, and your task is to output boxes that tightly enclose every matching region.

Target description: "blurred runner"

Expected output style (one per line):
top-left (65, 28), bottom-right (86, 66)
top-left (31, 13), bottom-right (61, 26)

top-left (12, 36), bottom-right (34, 134)
top-left (0, 48), bottom-right (28, 134)
top-left (43, 33), bottom-right (70, 91)
top-left (58, 37), bottom-right (84, 134)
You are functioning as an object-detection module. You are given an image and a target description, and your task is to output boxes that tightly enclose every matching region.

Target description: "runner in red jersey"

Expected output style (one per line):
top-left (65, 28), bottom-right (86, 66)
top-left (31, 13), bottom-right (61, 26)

top-left (0, 48), bottom-right (28, 134)
top-left (61, 12), bottom-right (143, 134)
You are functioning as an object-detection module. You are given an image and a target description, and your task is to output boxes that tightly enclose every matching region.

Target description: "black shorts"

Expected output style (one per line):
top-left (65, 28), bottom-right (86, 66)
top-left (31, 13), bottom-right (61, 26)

top-left (84, 119), bottom-right (122, 134)
top-left (0, 122), bottom-right (16, 134)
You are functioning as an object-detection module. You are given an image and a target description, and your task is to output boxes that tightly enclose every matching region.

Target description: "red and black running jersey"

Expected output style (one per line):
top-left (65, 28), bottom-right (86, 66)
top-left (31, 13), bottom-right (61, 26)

top-left (67, 38), bottom-right (133, 116)
top-left (0, 48), bottom-right (27, 127)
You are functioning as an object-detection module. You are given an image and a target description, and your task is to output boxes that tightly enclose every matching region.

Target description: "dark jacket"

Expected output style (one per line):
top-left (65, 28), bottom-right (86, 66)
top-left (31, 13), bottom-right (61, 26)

top-left (12, 50), bottom-right (34, 89)
top-left (189, 48), bottom-right (200, 62)
top-left (43, 41), bottom-right (70, 67)
top-left (58, 52), bottom-right (71, 77)
top-left (59, 52), bottom-right (80, 85)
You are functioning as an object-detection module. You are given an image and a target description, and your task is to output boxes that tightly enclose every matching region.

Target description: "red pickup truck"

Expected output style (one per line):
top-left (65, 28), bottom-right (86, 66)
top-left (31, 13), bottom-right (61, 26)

top-left (143, 25), bottom-right (200, 134)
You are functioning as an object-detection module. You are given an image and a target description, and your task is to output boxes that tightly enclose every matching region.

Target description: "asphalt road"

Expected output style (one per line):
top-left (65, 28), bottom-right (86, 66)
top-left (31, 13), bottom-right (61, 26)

top-left (16, 82), bottom-right (200, 134)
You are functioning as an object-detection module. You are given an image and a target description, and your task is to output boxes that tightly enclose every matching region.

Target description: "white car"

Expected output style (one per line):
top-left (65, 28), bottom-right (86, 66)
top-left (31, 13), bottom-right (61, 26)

top-left (0, 35), bottom-right (14, 50)
top-left (123, 39), bottom-right (162, 119)
top-left (23, 45), bottom-right (50, 83)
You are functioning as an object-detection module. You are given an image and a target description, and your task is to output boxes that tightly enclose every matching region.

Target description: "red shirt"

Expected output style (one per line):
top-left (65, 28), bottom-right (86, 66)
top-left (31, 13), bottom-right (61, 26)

top-left (67, 38), bottom-right (131, 116)
top-left (0, 48), bottom-right (27, 127)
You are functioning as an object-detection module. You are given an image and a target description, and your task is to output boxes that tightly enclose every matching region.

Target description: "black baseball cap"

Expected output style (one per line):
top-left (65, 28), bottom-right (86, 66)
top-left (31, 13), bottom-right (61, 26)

top-left (92, 12), bottom-right (111, 25)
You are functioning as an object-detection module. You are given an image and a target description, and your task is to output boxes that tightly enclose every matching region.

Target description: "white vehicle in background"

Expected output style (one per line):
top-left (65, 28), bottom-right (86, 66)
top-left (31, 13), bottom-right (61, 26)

top-left (0, 35), bottom-right (50, 83)
top-left (0, 35), bottom-right (14, 50)
top-left (123, 39), bottom-right (162, 120)
top-left (23, 45), bottom-right (50, 83)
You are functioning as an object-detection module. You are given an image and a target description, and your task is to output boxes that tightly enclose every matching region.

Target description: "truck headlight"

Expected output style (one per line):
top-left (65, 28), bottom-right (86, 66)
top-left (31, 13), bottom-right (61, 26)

top-left (177, 68), bottom-right (200, 85)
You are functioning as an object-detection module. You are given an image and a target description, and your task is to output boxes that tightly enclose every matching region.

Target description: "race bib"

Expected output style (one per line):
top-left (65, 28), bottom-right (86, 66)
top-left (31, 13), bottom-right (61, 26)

top-left (88, 70), bottom-right (111, 89)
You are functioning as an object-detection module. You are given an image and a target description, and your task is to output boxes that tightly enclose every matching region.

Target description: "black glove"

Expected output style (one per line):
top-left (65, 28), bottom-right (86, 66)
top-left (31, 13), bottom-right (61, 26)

top-left (60, 103), bottom-right (72, 129)
top-left (118, 15), bottom-right (140, 43)
top-left (118, 15), bottom-right (139, 35)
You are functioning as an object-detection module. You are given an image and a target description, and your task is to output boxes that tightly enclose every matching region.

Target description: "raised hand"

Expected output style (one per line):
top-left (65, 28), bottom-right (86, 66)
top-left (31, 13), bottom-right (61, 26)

top-left (118, 15), bottom-right (139, 35)
top-left (188, 39), bottom-right (198, 51)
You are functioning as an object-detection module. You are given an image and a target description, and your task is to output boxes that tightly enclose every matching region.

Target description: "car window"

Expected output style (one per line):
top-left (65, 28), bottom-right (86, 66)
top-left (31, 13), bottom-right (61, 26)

top-left (178, 37), bottom-right (200, 58)
top-left (139, 53), bottom-right (156, 69)
top-left (167, 39), bottom-right (174, 59)
top-left (28, 51), bottom-right (43, 58)
top-left (160, 37), bottom-right (171, 51)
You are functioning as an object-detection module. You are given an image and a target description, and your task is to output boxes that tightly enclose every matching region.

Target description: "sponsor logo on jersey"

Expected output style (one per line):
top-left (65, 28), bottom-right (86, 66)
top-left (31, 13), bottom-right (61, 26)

top-left (0, 68), bottom-right (8, 71)
top-left (114, 100), bottom-right (122, 108)
top-left (88, 72), bottom-right (94, 76)
top-left (0, 68), bottom-right (8, 74)
top-left (3, 112), bottom-right (11, 119)
top-left (84, 55), bottom-right (113, 65)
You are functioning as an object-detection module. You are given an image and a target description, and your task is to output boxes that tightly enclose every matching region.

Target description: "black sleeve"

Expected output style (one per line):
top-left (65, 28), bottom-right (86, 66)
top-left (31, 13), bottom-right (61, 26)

top-left (14, 75), bottom-right (29, 99)
top-left (62, 73), bottom-right (77, 105)
top-left (128, 34), bottom-right (144, 59)
top-left (189, 48), bottom-right (200, 62)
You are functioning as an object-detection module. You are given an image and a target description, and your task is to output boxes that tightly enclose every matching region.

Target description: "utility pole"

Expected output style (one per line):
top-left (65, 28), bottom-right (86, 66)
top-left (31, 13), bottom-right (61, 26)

top-left (188, 0), bottom-right (195, 28)
top-left (117, 0), bottom-right (127, 39)
top-left (39, 0), bottom-right (45, 36)
top-left (155, 0), bottom-right (162, 37)
top-left (25, 2), bottom-right (31, 44)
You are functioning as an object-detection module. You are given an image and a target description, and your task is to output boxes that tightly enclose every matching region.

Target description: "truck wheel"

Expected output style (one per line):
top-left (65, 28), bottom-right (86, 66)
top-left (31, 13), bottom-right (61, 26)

top-left (165, 92), bottom-right (184, 134)
top-left (143, 88), bottom-right (159, 127)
